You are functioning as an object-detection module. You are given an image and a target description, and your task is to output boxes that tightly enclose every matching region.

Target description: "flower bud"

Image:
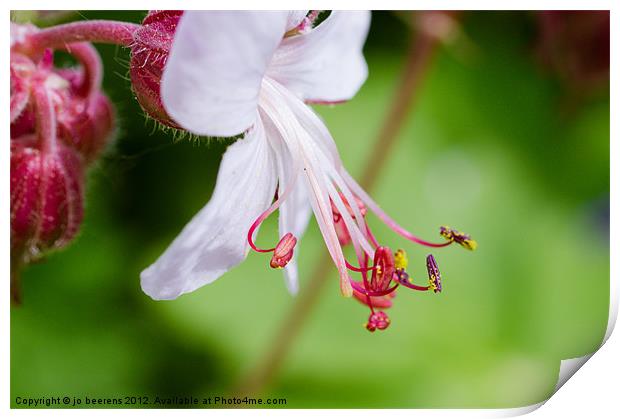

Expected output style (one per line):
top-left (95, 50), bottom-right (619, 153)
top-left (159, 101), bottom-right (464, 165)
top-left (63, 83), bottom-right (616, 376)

top-left (11, 42), bottom-right (116, 163)
top-left (11, 140), bottom-right (84, 263)
top-left (130, 10), bottom-right (183, 129)
top-left (10, 53), bottom-right (35, 124)
top-left (58, 91), bottom-right (115, 163)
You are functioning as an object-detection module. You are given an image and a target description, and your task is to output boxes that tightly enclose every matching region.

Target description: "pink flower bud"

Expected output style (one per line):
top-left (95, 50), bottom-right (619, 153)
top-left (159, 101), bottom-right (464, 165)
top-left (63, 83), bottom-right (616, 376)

top-left (10, 53), bottom-right (35, 124)
top-left (10, 27), bottom-right (115, 269)
top-left (57, 90), bottom-right (115, 163)
top-left (11, 140), bottom-right (84, 262)
top-left (130, 10), bottom-right (183, 129)
top-left (10, 44), bottom-right (116, 163)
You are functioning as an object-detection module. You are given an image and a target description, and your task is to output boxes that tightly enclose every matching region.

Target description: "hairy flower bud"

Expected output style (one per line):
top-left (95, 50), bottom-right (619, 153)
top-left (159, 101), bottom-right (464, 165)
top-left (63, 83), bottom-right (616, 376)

top-left (10, 24), bottom-right (116, 291)
top-left (130, 10), bottom-right (183, 128)
top-left (11, 140), bottom-right (84, 262)
top-left (58, 90), bottom-right (115, 163)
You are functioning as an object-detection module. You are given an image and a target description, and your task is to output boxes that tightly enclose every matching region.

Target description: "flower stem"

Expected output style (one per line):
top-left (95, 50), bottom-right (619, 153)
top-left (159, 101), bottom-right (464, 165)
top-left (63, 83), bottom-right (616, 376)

top-left (33, 84), bottom-right (57, 154)
top-left (234, 13), bottom-right (441, 396)
top-left (11, 259), bottom-right (22, 306)
top-left (26, 20), bottom-right (139, 52)
top-left (65, 42), bottom-right (104, 97)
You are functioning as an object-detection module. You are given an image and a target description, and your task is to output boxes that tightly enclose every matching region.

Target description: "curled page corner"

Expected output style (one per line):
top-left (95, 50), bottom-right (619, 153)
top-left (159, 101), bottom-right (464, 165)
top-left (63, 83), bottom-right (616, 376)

top-left (494, 401), bottom-right (545, 417)
top-left (494, 278), bottom-right (617, 418)
top-left (551, 275), bottom-right (617, 395)
top-left (554, 354), bottom-right (594, 392)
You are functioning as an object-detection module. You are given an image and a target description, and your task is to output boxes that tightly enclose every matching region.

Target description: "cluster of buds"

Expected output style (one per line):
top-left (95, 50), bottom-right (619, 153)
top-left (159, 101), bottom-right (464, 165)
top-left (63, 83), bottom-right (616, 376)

top-left (9, 13), bottom-right (186, 301)
top-left (10, 24), bottom-right (115, 297)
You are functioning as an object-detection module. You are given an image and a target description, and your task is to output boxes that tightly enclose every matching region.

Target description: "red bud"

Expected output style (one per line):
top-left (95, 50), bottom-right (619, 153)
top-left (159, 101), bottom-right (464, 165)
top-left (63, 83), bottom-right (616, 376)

top-left (11, 140), bottom-right (84, 262)
top-left (129, 10), bottom-right (183, 129)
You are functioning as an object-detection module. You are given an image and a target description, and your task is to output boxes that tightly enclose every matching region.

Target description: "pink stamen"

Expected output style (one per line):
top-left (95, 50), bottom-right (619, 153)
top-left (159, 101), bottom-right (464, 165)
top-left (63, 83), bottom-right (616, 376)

top-left (341, 171), bottom-right (453, 248)
top-left (345, 260), bottom-right (376, 273)
top-left (350, 280), bottom-right (399, 297)
top-left (330, 190), bottom-right (372, 249)
top-left (270, 233), bottom-right (297, 269)
top-left (364, 220), bottom-right (380, 248)
top-left (247, 211), bottom-right (277, 253)
top-left (247, 158), bottom-right (300, 254)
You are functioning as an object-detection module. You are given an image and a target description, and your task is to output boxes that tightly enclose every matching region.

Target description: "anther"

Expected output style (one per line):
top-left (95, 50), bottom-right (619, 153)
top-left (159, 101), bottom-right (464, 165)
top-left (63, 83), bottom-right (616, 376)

top-left (394, 249), bottom-right (408, 270)
top-left (269, 233), bottom-right (297, 269)
top-left (426, 254), bottom-right (442, 293)
top-left (439, 225), bottom-right (477, 251)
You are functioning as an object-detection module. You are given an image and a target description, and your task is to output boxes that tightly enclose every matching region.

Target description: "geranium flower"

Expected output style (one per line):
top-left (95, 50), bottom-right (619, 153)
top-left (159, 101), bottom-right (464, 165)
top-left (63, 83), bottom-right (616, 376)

top-left (139, 11), bottom-right (475, 330)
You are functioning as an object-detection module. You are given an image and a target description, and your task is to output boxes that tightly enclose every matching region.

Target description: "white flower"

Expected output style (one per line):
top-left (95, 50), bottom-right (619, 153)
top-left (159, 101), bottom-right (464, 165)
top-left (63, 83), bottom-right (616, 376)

top-left (140, 11), bottom-right (471, 304)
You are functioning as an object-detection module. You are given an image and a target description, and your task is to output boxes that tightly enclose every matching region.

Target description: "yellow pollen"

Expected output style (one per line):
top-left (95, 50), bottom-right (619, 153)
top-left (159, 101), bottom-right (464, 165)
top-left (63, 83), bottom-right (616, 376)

top-left (461, 239), bottom-right (478, 251)
top-left (429, 275), bottom-right (437, 290)
top-left (394, 249), bottom-right (408, 270)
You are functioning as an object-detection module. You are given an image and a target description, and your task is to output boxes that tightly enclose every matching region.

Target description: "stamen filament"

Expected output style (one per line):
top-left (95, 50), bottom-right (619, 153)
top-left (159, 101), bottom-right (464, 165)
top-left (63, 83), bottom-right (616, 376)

top-left (398, 282), bottom-right (430, 291)
top-left (247, 153), bottom-right (300, 254)
top-left (345, 260), bottom-right (376, 272)
top-left (350, 280), bottom-right (399, 297)
top-left (340, 170), bottom-right (453, 248)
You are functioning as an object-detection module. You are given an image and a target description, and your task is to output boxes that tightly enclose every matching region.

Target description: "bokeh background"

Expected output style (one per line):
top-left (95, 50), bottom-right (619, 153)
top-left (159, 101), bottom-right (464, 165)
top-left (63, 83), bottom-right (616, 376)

top-left (10, 11), bottom-right (610, 408)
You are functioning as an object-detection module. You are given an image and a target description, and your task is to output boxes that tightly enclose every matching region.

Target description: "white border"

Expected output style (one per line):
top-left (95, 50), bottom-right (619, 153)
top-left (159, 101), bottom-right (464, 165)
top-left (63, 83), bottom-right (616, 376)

top-left (3, 2), bottom-right (617, 417)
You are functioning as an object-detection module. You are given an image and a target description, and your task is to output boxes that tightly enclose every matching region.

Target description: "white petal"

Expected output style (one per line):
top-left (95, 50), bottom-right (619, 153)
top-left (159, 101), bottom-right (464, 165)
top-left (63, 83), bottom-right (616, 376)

top-left (268, 11), bottom-right (371, 103)
top-left (279, 153), bottom-right (312, 295)
top-left (281, 185), bottom-right (312, 295)
top-left (161, 11), bottom-right (289, 137)
top-left (140, 119), bottom-right (277, 300)
top-left (261, 110), bottom-right (311, 295)
top-left (259, 78), bottom-right (353, 296)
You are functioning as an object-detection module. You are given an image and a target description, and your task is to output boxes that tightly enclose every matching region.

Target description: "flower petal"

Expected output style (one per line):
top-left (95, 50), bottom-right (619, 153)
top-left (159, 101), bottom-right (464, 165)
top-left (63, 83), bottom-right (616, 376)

top-left (281, 191), bottom-right (312, 294)
top-left (161, 11), bottom-right (289, 137)
top-left (279, 155), bottom-right (312, 295)
top-left (140, 120), bottom-right (277, 300)
top-left (268, 11), bottom-right (371, 103)
top-left (260, 111), bottom-right (311, 295)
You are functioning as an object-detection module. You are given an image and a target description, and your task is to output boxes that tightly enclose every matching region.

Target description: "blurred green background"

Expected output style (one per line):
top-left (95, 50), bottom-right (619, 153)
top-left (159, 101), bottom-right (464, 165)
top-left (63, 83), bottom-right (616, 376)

top-left (11, 11), bottom-right (610, 408)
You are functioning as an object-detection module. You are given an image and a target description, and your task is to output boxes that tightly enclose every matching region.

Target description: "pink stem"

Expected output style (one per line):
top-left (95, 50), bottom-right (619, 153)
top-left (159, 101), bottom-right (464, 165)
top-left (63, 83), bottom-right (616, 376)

top-left (32, 84), bottom-right (57, 154)
top-left (27, 20), bottom-right (140, 52)
top-left (64, 42), bottom-right (103, 97)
